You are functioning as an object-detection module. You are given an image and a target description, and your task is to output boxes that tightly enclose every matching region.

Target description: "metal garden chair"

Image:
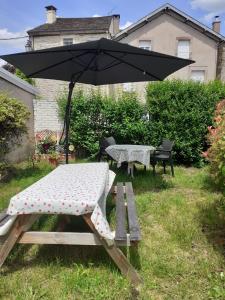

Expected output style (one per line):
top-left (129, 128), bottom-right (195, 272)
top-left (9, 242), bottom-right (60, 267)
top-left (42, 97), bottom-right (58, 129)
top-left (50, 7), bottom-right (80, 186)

top-left (151, 138), bottom-right (175, 176)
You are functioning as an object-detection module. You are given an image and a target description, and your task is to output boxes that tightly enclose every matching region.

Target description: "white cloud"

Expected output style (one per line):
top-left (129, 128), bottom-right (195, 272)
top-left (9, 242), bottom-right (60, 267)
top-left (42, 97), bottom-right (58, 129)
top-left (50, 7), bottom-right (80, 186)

top-left (191, 0), bottom-right (225, 21)
top-left (120, 21), bottom-right (133, 30)
top-left (0, 27), bottom-right (29, 51)
top-left (92, 14), bottom-right (101, 17)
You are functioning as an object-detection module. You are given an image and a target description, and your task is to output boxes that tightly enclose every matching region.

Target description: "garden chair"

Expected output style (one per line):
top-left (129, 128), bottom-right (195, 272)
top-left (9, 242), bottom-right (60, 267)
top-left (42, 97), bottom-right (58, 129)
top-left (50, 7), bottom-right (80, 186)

top-left (98, 136), bottom-right (116, 164)
top-left (151, 138), bottom-right (175, 176)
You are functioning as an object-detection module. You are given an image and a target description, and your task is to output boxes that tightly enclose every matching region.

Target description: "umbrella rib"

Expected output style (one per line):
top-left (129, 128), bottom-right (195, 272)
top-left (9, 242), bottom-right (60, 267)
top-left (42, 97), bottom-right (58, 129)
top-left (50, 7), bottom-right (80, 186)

top-left (104, 51), bottom-right (162, 81)
top-left (97, 53), bottom-right (127, 72)
top-left (27, 51), bottom-right (91, 77)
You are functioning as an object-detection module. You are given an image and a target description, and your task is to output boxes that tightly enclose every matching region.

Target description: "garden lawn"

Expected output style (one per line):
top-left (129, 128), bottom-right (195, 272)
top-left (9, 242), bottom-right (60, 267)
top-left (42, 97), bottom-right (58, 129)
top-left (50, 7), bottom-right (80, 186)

top-left (0, 161), bottom-right (225, 299)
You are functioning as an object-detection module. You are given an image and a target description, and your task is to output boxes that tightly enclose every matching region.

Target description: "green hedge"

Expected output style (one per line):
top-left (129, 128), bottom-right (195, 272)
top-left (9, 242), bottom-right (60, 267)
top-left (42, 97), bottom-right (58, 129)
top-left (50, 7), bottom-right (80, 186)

top-left (146, 80), bottom-right (225, 165)
top-left (58, 90), bottom-right (149, 156)
top-left (0, 93), bottom-right (30, 162)
top-left (58, 80), bottom-right (225, 164)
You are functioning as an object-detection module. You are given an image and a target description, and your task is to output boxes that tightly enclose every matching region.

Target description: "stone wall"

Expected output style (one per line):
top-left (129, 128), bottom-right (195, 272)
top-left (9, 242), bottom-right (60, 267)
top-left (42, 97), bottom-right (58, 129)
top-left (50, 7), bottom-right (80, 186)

top-left (33, 99), bottom-right (62, 134)
top-left (216, 42), bottom-right (225, 81)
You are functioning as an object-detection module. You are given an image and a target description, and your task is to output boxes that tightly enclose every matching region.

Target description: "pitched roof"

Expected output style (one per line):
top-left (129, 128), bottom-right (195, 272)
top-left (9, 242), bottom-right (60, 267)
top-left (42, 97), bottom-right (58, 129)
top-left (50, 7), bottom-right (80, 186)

top-left (28, 16), bottom-right (115, 35)
top-left (114, 3), bottom-right (225, 42)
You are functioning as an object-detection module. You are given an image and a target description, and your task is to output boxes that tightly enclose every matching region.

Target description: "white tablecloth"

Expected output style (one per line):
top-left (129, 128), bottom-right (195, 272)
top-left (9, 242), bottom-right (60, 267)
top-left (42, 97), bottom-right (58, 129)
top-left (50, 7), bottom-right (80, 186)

top-left (106, 144), bottom-right (155, 167)
top-left (7, 163), bottom-right (115, 240)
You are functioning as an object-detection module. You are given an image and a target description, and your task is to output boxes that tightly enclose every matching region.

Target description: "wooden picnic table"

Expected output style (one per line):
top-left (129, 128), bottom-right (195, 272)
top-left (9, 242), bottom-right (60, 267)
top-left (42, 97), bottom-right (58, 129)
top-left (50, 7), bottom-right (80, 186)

top-left (0, 163), bottom-right (141, 285)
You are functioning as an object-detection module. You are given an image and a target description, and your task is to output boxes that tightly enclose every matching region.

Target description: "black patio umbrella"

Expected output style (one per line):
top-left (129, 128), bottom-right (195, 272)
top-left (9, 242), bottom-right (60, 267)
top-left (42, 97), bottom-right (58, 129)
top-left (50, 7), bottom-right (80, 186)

top-left (1, 38), bottom-right (194, 163)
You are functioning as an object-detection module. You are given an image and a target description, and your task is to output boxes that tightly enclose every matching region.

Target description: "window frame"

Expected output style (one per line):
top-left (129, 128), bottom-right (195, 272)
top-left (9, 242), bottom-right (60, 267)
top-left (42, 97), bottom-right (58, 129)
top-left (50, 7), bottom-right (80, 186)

top-left (63, 37), bottom-right (74, 46)
top-left (139, 40), bottom-right (152, 51)
top-left (176, 37), bottom-right (191, 59)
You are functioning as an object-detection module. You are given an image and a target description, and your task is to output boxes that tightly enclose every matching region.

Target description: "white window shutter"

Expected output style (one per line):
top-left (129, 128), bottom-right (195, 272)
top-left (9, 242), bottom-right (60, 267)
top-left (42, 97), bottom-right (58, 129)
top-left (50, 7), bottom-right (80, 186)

top-left (191, 70), bottom-right (205, 82)
top-left (139, 40), bottom-right (151, 51)
top-left (177, 40), bottom-right (190, 59)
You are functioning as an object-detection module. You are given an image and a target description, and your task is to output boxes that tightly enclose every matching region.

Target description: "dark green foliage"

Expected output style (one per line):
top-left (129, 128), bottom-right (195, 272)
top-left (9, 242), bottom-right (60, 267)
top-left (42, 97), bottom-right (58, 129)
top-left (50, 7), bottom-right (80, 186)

top-left (58, 90), bottom-right (149, 156)
top-left (146, 80), bottom-right (225, 165)
top-left (0, 93), bottom-right (30, 161)
top-left (58, 80), bottom-right (225, 164)
top-left (15, 69), bottom-right (35, 86)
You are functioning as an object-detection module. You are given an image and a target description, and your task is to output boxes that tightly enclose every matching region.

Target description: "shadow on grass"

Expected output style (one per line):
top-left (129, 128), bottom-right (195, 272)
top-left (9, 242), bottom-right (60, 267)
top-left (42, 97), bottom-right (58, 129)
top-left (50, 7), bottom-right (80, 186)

top-left (201, 171), bottom-right (225, 196)
top-left (2, 163), bottom-right (52, 183)
top-left (111, 163), bottom-right (174, 195)
top-left (1, 216), bottom-right (120, 276)
top-left (198, 197), bottom-right (225, 258)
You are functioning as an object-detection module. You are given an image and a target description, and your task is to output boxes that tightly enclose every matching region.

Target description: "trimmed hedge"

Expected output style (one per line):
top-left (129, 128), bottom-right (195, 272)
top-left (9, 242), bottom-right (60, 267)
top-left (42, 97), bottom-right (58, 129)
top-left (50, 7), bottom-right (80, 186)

top-left (146, 80), bottom-right (225, 165)
top-left (58, 80), bottom-right (225, 164)
top-left (58, 90), bottom-right (149, 156)
top-left (0, 93), bottom-right (30, 161)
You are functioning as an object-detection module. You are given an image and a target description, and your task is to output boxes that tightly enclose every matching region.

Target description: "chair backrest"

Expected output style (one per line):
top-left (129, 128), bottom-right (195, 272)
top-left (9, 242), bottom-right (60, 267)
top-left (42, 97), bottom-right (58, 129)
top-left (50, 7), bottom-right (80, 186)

top-left (160, 139), bottom-right (174, 151)
top-left (99, 136), bottom-right (116, 151)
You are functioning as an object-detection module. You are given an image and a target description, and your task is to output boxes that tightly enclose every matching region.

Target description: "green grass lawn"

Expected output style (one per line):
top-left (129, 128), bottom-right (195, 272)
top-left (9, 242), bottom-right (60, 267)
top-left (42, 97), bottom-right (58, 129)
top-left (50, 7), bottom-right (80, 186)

top-left (0, 161), bottom-right (225, 299)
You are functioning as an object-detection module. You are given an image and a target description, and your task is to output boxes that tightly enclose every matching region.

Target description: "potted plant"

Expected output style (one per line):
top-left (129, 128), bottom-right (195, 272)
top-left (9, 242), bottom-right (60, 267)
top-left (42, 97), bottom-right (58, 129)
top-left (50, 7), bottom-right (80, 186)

top-left (48, 151), bottom-right (61, 167)
top-left (69, 144), bottom-right (75, 160)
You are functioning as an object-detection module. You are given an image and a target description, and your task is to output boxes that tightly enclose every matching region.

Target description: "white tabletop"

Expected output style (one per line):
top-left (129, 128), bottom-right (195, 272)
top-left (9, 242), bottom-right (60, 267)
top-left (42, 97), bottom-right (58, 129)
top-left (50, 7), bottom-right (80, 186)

top-left (7, 163), bottom-right (115, 240)
top-left (106, 144), bottom-right (155, 167)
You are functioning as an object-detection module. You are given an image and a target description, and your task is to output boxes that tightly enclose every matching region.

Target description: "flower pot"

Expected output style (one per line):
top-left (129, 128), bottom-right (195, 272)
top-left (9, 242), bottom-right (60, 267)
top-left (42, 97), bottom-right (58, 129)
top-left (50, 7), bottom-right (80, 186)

top-left (48, 157), bottom-right (59, 167)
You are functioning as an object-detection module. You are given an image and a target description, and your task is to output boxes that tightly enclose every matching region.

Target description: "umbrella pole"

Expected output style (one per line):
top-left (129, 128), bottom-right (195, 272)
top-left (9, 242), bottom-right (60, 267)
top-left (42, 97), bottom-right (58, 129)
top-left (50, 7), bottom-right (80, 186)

top-left (65, 81), bottom-right (75, 164)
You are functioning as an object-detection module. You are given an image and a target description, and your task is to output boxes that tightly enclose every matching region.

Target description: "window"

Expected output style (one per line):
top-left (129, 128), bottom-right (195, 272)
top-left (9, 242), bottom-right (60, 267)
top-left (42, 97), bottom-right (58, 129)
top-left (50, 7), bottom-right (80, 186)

top-left (123, 82), bottom-right (135, 92)
top-left (63, 38), bottom-right (73, 46)
top-left (177, 40), bottom-right (190, 59)
top-left (139, 40), bottom-right (151, 51)
top-left (191, 70), bottom-right (205, 82)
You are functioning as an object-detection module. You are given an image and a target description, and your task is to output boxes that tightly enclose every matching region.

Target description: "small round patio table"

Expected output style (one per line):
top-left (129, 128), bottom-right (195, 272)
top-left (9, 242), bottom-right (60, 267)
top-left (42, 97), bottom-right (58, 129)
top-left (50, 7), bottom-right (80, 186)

top-left (105, 144), bottom-right (155, 177)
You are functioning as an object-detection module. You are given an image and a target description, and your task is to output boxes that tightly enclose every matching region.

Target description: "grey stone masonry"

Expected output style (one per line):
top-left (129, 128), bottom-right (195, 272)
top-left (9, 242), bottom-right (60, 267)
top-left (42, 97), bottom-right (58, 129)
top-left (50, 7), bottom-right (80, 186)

top-left (217, 42), bottom-right (225, 81)
top-left (33, 99), bottom-right (62, 134)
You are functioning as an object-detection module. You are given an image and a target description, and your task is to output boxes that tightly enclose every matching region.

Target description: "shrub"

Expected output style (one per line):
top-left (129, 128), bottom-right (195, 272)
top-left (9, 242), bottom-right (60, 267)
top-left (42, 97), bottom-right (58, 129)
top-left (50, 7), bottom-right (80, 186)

top-left (205, 100), bottom-right (225, 191)
top-left (146, 80), bottom-right (225, 165)
top-left (0, 93), bottom-right (30, 161)
top-left (58, 90), bottom-right (149, 156)
top-left (15, 69), bottom-right (35, 86)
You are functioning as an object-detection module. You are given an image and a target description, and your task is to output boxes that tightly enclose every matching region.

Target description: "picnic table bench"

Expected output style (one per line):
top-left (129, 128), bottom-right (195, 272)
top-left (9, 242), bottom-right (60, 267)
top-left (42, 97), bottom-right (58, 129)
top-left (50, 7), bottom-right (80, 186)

top-left (0, 180), bottom-right (141, 286)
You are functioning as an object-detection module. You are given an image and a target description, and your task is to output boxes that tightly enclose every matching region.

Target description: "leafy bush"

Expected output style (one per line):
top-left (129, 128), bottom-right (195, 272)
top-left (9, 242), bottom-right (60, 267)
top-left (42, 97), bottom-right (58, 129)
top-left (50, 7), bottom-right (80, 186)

top-left (15, 69), bottom-right (35, 86)
top-left (58, 90), bottom-right (149, 156)
top-left (204, 100), bottom-right (225, 191)
top-left (146, 80), bottom-right (225, 165)
top-left (0, 93), bottom-right (30, 161)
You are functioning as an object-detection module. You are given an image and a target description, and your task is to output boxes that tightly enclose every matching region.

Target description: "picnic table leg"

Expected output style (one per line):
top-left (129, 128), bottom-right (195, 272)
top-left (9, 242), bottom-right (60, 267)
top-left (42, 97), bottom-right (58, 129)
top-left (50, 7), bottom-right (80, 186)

top-left (128, 162), bottom-right (134, 178)
top-left (0, 214), bottom-right (38, 268)
top-left (83, 214), bottom-right (142, 286)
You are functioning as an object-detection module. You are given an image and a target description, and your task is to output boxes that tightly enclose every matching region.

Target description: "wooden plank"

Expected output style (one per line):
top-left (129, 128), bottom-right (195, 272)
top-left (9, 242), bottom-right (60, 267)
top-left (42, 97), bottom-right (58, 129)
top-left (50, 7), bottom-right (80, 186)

top-left (115, 182), bottom-right (127, 241)
top-left (0, 214), bottom-right (39, 268)
top-left (125, 182), bottom-right (141, 241)
top-left (18, 231), bottom-right (130, 246)
top-left (83, 214), bottom-right (142, 286)
top-left (0, 209), bottom-right (7, 224)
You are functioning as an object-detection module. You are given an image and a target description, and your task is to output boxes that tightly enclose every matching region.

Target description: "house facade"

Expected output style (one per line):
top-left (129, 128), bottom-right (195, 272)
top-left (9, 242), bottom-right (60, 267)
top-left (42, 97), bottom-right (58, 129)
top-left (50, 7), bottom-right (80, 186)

top-left (112, 4), bottom-right (225, 99)
top-left (26, 4), bottom-right (225, 133)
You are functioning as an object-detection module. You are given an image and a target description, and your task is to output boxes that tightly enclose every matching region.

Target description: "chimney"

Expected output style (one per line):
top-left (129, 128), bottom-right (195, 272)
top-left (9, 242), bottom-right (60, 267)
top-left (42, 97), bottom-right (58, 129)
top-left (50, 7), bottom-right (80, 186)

top-left (110, 15), bottom-right (120, 35)
top-left (212, 16), bottom-right (221, 33)
top-left (45, 5), bottom-right (57, 24)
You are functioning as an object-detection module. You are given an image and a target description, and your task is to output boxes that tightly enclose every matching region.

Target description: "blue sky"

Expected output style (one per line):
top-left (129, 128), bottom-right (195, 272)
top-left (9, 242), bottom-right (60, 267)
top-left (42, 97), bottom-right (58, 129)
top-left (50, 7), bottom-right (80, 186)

top-left (0, 0), bottom-right (225, 58)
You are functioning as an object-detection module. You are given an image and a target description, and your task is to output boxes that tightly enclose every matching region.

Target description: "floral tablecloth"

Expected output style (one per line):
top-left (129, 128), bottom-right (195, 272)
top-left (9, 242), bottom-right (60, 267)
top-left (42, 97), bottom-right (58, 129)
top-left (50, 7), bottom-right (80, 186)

top-left (7, 163), bottom-right (115, 240)
top-left (106, 144), bottom-right (155, 168)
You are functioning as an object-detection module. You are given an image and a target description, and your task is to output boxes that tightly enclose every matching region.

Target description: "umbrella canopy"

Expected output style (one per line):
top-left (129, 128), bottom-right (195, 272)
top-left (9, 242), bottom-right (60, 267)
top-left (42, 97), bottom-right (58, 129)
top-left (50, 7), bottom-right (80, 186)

top-left (1, 38), bottom-right (194, 163)
top-left (1, 38), bottom-right (194, 85)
